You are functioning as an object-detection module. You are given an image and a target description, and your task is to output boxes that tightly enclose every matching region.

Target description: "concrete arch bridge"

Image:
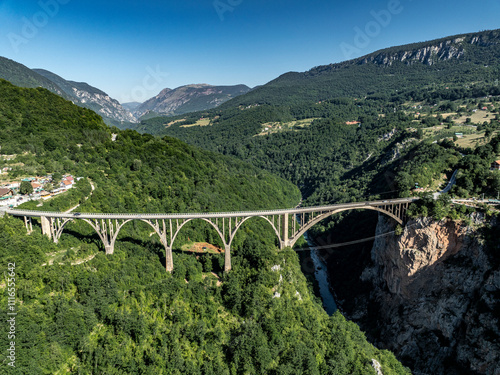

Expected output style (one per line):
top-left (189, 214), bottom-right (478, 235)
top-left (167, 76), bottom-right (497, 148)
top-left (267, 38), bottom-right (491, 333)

top-left (7, 198), bottom-right (417, 272)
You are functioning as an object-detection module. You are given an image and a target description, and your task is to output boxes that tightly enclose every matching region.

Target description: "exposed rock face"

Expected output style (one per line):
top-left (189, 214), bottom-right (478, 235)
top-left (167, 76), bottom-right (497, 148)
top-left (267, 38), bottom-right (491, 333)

top-left (135, 84), bottom-right (251, 118)
top-left (33, 69), bottom-right (137, 125)
top-left (70, 87), bottom-right (137, 123)
top-left (358, 31), bottom-right (500, 67)
top-left (349, 215), bottom-right (500, 375)
top-left (360, 39), bottom-right (466, 66)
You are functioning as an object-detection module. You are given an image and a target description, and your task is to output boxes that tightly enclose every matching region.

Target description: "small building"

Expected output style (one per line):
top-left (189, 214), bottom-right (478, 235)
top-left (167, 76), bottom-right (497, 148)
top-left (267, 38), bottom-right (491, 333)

top-left (61, 180), bottom-right (73, 189)
top-left (0, 187), bottom-right (14, 198)
top-left (31, 182), bottom-right (42, 192)
top-left (491, 160), bottom-right (500, 170)
top-left (455, 133), bottom-right (464, 138)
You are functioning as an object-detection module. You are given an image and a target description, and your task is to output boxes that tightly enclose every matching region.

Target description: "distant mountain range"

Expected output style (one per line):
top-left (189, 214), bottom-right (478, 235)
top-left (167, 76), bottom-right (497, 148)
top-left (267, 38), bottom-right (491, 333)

top-left (1, 29), bottom-right (499, 128)
top-left (33, 68), bottom-right (138, 125)
top-left (0, 57), bottom-right (251, 127)
top-left (0, 57), bottom-right (135, 127)
top-left (134, 84), bottom-right (252, 118)
top-left (220, 29), bottom-right (500, 108)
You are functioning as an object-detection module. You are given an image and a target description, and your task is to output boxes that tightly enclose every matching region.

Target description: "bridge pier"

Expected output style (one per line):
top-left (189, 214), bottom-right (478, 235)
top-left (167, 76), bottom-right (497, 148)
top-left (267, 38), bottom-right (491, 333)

top-left (41, 216), bottom-right (52, 239)
top-left (104, 243), bottom-right (114, 255)
top-left (166, 246), bottom-right (173, 272)
top-left (282, 213), bottom-right (289, 249)
top-left (24, 216), bottom-right (33, 234)
top-left (224, 244), bottom-right (231, 272)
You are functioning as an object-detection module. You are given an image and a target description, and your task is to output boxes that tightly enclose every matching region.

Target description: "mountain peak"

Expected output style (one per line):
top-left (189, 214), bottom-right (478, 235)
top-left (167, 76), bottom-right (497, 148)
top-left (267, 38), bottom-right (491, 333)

top-left (134, 83), bottom-right (251, 118)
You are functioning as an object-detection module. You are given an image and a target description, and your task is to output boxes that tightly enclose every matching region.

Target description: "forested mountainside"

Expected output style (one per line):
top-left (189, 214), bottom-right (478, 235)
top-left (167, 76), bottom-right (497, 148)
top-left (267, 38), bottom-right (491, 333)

top-left (0, 57), bottom-right (135, 127)
top-left (0, 57), bottom-right (68, 99)
top-left (134, 30), bottom-right (500, 374)
top-left (33, 69), bottom-right (137, 125)
top-left (220, 29), bottom-right (500, 107)
top-left (137, 29), bottom-right (500, 207)
top-left (0, 80), bottom-right (410, 373)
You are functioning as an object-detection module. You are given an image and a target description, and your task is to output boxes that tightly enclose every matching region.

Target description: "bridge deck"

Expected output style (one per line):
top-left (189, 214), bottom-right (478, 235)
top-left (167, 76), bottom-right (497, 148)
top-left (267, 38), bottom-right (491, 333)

top-left (7, 198), bottom-right (418, 219)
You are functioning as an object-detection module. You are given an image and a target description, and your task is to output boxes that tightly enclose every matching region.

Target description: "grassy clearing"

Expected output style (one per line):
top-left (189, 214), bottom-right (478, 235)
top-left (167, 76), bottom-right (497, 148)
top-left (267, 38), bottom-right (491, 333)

top-left (180, 118), bottom-right (211, 127)
top-left (454, 131), bottom-right (499, 148)
top-left (455, 111), bottom-right (496, 124)
top-left (257, 118), bottom-right (318, 136)
top-left (180, 242), bottom-right (223, 254)
top-left (165, 119), bottom-right (186, 128)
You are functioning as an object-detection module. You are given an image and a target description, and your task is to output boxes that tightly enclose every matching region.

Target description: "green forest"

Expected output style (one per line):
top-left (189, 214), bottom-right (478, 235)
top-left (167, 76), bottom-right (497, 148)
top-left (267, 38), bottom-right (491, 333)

top-left (2, 29), bottom-right (500, 375)
top-left (0, 80), bottom-right (411, 373)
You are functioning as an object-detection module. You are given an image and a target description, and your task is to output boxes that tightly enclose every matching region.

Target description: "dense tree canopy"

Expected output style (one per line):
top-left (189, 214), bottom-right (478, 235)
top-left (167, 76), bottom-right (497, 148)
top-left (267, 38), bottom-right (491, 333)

top-left (0, 80), bottom-right (411, 374)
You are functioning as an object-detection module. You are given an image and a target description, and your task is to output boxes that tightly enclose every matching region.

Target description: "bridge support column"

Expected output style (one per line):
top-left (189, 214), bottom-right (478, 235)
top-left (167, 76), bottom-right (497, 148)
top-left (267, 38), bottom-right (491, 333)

top-left (224, 244), bottom-right (231, 272)
top-left (166, 246), bottom-right (173, 272)
top-left (281, 213), bottom-right (290, 248)
top-left (24, 216), bottom-right (33, 234)
top-left (41, 216), bottom-right (52, 239)
top-left (104, 243), bottom-right (114, 255)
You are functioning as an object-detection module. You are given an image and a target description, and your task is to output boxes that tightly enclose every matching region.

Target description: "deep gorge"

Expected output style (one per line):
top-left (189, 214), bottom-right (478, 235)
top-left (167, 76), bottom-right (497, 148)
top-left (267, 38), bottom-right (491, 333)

top-left (317, 213), bottom-right (500, 375)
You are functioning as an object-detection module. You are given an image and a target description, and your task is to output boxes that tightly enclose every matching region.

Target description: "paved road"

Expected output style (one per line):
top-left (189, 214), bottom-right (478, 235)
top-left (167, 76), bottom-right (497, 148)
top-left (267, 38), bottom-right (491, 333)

top-left (433, 170), bottom-right (458, 200)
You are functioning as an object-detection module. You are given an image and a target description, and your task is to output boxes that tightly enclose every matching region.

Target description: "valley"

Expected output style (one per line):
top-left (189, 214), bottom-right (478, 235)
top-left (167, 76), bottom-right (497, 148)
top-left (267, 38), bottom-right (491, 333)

top-left (1, 28), bottom-right (500, 374)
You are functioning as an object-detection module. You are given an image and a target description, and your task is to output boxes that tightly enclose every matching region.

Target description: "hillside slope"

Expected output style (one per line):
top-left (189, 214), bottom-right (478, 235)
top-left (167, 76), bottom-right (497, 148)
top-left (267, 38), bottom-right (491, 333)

top-left (220, 29), bottom-right (500, 107)
top-left (0, 57), bottom-right (136, 127)
top-left (0, 56), bottom-right (68, 99)
top-left (0, 80), bottom-right (410, 374)
top-left (34, 69), bottom-right (137, 125)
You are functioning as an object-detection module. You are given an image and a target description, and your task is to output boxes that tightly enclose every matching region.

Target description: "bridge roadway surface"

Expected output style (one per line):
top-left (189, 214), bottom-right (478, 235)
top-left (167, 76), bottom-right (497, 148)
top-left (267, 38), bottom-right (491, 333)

top-left (6, 197), bottom-right (417, 220)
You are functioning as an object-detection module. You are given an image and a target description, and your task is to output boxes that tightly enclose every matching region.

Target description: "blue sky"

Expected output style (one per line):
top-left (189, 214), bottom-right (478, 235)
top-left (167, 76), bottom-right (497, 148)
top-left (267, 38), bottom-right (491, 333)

top-left (0, 0), bottom-right (498, 103)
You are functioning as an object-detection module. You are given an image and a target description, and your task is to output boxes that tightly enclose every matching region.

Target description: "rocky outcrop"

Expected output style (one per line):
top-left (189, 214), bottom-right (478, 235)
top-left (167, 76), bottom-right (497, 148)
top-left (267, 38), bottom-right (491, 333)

top-left (33, 69), bottom-right (137, 125)
top-left (358, 30), bottom-right (500, 67)
top-left (135, 84), bottom-right (251, 117)
top-left (349, 215), bottom-right (500, 375)
top-left (70, 87), bottom-right (137, 123)
top-left (360, 38), bottom-right (466, 66)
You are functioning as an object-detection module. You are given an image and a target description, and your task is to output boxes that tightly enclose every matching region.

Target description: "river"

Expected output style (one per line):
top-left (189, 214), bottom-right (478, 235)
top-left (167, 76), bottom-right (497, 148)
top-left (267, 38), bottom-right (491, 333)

top-left (303, 232), bottom-right (338, 315)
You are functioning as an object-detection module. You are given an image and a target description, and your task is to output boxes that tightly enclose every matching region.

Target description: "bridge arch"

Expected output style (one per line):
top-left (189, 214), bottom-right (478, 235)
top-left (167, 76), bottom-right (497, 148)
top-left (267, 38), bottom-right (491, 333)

top-left (288, 206), bottom-right (402, 248)
top-left (81, 218), bottom-right (134, 254)
top-left (52, 217), bottom-right (75, 243)
top-left (228, 215), bottom-right (282, 248)
top-left (170, 218), bottom-right (226, 251)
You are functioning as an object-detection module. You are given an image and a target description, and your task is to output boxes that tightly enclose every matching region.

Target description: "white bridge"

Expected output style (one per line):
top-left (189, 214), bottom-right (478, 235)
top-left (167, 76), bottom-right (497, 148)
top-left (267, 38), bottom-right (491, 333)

top-left (7, 197), bottom-right (417, 272)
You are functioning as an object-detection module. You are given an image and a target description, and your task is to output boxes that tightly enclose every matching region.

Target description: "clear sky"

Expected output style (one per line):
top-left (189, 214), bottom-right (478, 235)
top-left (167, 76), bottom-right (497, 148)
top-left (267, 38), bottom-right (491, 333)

top-left (0, 0), bottom-right (498, 103)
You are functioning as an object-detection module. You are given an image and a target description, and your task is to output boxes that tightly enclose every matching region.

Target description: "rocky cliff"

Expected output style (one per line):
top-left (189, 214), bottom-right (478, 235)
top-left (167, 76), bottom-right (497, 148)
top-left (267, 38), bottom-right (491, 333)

top-left (345, 215), bottom-right (500, 375)
top-left (359, 37), bottom-right (467, 66)
top-left (358, 30), bottom-right (500, 67)
top-left (135, 84), bottom-right (251, 118)
top-left (33, 69), bottom-right (137, 125)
